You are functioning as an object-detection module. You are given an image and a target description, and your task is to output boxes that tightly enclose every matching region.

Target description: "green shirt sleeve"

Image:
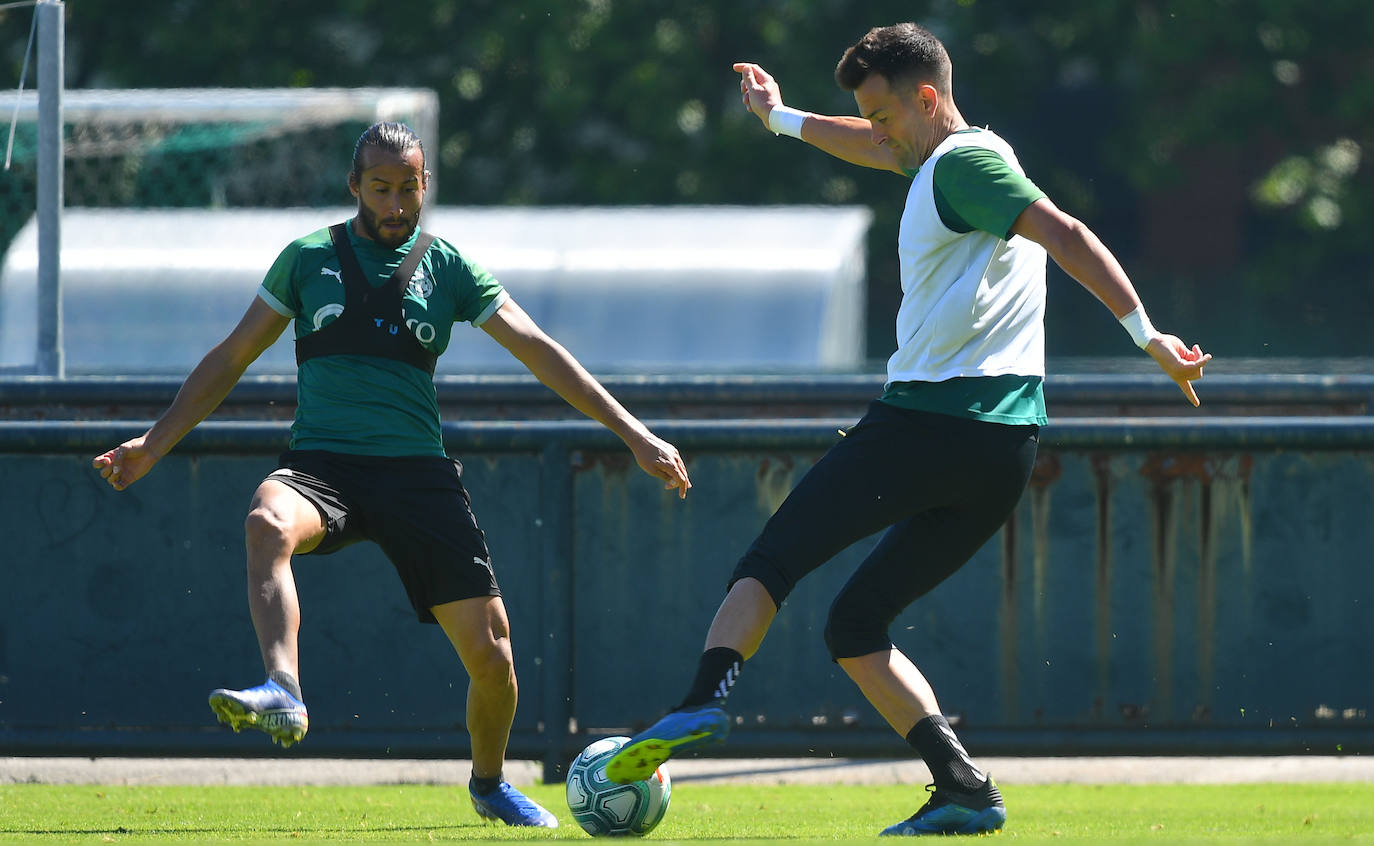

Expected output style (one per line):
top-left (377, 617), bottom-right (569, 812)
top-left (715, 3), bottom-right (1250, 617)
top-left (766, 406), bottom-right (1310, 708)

top-left (428, 238), bottom-right (507, 326)
top-left (932, 146), bottom-right (1046, 239)
top-left (458, 254), bottom-right (507, 326)
top-left (258, 239), bottom-right (306, 317)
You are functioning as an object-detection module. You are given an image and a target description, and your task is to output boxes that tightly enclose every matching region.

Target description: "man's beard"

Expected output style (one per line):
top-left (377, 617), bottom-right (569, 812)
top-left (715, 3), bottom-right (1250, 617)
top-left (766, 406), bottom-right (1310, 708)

top-left (357, 204), bottom-right (420, 248)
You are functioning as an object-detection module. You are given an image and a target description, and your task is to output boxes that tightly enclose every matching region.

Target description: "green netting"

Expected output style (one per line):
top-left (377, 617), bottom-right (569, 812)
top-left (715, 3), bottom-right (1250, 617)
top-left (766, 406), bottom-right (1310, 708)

top-left (144, 121), bottom-right (277, 154)
top-left (1, 117), bottom-right (369, 257)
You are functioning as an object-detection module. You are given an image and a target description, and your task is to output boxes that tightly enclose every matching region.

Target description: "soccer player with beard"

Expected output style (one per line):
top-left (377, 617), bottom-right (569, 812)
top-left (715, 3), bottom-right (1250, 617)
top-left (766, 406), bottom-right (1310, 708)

top-left (93, 121), bottom-right (691, 828)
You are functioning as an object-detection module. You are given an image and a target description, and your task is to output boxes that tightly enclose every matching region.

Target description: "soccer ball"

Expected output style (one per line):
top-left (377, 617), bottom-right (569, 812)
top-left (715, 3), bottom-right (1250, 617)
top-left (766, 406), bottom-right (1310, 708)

top-left (565, 735), bottom-right (671, 836)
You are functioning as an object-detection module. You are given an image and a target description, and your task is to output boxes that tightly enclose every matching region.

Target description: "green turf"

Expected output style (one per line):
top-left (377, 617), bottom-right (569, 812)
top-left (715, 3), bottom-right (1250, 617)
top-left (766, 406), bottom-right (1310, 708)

top-left (2, 781), bottom-right (1371, 843)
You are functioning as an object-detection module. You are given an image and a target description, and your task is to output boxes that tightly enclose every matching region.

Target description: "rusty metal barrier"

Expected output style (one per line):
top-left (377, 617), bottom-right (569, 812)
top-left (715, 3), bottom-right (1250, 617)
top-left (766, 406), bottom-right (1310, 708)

top-left (2, 376), bottom-right (1371, 777)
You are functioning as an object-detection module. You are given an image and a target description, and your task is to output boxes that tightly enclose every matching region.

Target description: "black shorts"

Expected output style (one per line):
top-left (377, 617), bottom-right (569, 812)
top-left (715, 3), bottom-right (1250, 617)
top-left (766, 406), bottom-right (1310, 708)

top-left (266, 449), bottom-right (499, 623)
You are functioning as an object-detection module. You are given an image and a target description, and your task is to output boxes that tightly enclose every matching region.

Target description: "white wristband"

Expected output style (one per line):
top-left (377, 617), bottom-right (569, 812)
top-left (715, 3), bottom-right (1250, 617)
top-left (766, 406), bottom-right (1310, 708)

top-left (768, 105), bottom-right (809, 139)
top-left (1119, 306), bottom-right (1160, 349)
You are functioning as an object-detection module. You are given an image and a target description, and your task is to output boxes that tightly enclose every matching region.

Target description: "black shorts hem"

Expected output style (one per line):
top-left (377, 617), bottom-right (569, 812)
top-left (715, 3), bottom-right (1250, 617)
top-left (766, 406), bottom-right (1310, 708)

top-left (265, 450), bottom-right (501, 622)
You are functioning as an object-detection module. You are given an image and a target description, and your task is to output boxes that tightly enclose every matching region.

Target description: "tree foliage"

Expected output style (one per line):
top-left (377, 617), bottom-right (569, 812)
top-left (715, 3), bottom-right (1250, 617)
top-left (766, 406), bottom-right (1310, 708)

top-left (1, 0), bottom-right (1368, 358)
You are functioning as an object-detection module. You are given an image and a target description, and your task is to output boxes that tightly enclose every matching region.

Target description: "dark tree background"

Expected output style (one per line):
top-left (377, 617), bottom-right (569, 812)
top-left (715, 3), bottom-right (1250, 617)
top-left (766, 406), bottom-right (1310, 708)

top-left (3, 0), bottom-right (1369, 362)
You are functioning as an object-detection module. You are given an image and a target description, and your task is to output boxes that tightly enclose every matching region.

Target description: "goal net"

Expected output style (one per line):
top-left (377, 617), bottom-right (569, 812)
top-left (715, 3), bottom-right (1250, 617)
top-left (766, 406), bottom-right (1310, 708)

top-left (0, 87), bottom-right (438, 258)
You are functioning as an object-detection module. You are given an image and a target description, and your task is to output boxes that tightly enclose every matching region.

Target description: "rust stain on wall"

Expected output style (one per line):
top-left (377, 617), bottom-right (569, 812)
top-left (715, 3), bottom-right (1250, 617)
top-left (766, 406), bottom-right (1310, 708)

top-left (755, 457), bottom-right (798, 516)
top-left (1137, 453), bottom-right (1255, 720)
top-left (1001, 505), bottom-right (1019, 721)
top-left (1029, 454), bottom-right (1060, 643)
top-left (1198, 480), bottom-right (1216, 706)
top-left (1028, 452), bottom-right (1063, 490)
top-left (1000, 452), bottom-right (1062, 722)
top-left (1091, 454), bottom-right (1114, 714)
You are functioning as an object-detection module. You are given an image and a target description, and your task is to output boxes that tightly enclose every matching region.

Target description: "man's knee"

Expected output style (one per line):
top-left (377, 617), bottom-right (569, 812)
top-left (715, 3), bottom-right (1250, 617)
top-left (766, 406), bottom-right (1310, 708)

top-left (244, 505), bottom-right (295, 553)
top-left (823, 600), bottom-right (892, 660)
top-left (730, 553), bottom-right (794, 610)
top-left (245, 483), bottom-right (322, 556)
top-left (465, 637), bottom-right (516, 689)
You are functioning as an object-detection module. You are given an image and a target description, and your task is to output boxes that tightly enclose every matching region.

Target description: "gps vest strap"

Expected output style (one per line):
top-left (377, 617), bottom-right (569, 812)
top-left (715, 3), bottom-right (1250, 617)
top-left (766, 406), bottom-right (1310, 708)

top-left (295, 223), bottom-right (438, 376)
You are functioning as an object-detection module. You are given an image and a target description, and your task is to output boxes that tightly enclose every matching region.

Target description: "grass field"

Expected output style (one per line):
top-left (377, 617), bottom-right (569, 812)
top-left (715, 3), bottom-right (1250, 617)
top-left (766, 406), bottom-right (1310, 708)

top-left (3, 781), bottom-right (1372, 844)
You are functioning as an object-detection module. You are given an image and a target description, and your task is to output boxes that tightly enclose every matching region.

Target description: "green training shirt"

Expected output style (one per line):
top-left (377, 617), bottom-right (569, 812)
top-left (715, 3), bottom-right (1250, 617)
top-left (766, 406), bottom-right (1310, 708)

top-left (257, 220), bottom-right (508, 457)
top-left (883, 137), bottom-right (1049, 426)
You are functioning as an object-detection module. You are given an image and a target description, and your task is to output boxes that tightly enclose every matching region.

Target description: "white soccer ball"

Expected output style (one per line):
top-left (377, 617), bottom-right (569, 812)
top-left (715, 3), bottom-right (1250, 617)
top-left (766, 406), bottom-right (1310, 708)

top-left (565, 735), bottom-right (671, 836)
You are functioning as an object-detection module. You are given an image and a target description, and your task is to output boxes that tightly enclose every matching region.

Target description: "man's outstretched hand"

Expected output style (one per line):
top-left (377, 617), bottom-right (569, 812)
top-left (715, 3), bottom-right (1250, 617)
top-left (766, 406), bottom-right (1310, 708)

top-left (629, 433), bottom-right (692, 500)
top-left (93, 437), bottom-right (158, 491)
top-left (733, 62), bottom-right (783, 127)
top-left (1146, 335), bottom-right (1212, 407)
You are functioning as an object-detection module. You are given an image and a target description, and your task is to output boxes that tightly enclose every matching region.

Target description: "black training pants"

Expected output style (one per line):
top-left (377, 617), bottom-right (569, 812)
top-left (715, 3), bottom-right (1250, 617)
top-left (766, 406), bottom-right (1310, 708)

top-left (729, 399), bottom-right (1038, 659)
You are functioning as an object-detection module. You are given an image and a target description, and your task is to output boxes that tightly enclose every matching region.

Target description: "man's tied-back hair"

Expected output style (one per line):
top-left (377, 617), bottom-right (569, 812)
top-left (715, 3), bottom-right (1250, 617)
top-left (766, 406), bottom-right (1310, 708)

top-left (834, 23), bottom-right (952, 94)
top-left (351, 121), bottom-right (426, 179)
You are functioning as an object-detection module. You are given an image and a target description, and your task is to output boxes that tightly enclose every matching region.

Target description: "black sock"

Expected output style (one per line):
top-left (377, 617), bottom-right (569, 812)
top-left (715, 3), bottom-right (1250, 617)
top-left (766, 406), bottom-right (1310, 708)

top-left (268, 670), bottom-right (302, 702)
top-left (470, 773), bottom-right (503, 796)
top-left (906, 715), bottom-right (986, 793)
top-left (677, 647), bottom-right (743, 709)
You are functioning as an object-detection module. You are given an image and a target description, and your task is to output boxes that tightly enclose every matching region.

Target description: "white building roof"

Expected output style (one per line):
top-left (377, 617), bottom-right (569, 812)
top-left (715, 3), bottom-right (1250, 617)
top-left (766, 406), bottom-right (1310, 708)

top-left (0, 205), bottom-right (871, 374)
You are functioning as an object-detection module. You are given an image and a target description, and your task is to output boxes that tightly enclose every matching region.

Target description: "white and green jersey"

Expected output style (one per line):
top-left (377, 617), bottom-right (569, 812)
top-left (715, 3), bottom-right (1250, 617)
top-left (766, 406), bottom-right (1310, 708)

top-left (257, 220), bottom-right (508, 456)
top-left (880, 127), bottom-right (1049, 426)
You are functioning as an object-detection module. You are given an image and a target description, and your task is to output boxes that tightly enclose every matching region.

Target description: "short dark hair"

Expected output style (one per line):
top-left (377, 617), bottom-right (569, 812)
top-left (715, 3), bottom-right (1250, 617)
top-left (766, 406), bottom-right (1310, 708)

top-left (350, 121), bottom-right (426, 180)
top-left (834, 23), bottom-right (952, 93)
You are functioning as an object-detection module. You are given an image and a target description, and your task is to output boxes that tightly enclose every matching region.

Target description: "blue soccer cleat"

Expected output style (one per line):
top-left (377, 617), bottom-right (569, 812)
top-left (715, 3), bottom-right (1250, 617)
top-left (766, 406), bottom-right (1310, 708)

top-left (208, 679), bottom-right (309, 748)
top-left (605, 703), bottom-right (730, 784)
top-left (469, 781), bottom-right (559, 827)
top-left (880, 778), bottom-right (1006, 836)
